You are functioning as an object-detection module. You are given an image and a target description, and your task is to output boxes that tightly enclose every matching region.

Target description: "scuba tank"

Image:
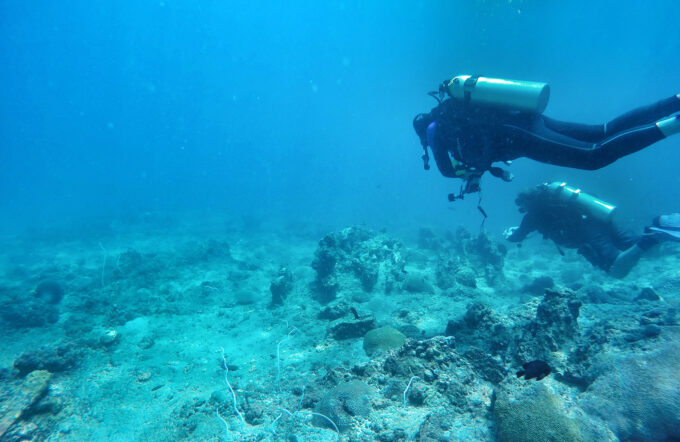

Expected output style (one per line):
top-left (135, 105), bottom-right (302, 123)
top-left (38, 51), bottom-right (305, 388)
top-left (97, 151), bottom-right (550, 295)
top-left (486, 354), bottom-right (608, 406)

top-left (544, 182), bottom-right (617, 222)
top-left (444, 75), bottom-right (550, 114)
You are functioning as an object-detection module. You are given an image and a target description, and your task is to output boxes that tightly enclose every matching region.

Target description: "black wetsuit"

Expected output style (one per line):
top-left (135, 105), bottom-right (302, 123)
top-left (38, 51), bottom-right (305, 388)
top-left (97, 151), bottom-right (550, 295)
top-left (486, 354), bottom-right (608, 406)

top-left (506, 203), bottom-right (638, 271)
top-left (421, 95), bottom-right (680, 177)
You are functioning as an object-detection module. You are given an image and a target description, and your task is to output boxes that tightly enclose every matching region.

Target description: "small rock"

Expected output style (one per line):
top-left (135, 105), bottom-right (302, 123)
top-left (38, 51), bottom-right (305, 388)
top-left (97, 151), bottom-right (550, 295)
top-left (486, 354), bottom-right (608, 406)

top-left (377, 428), bottom-right (408, 441)
top-left (13, 344), bottom-right (81, 375)
top-left (242, 397), bottom-right (265, 425)
top-left (639, 308), bottom-right (677, 326)
top-left (56, 418), bottom-right (76, 435)
top-left (521, 275), bottom-right (554, 295)
top-left (583, 286), bottom-right (625, 304)
top-left (318, 302), bottom-right (349, 321)
top-left (422, 369), bottom-right (437, 382)
top-left (635, 287), bottom-right (661, 302)
top-left (270, 266), bottom-right (294, 306)
top-left (1, 289), bottom-right (60, 328)
top-left (463, 347), bottom-right (507, 384)
top-left (351, 364), bottom-right (369, 376)
top-left (137, 336), bottom-right (155, 350)
top-left (402, 273), bottom-right (434, 294)
top-left (0, 370), bottom-right (51, 437)
top-left (137, 371), bottom-right (152, 383)
top-left (314, 380), bottom-right (374, 432)
top-left (330, 316), bottom-right (376, 340)
top-left (209, 390), bottom-right (230, 407)
top-left (418, 227), bottom-right (439, 250)
top-left (34, 281), bottom-right (65, 304)
top-left (234, 289), bottom-right (257, 305)
top-left (624, 326), bottom-right (661, 342)
top-left (455, 266), bottom-right (477, 288)
top-left (5, 422), bottom-right (38, 440)
top-left (405, 384), bottom-right (426, 406)
top-left (642, 324), bottom-right (662, 338)
top-left (31, 394), bottom-right (64, 415)
top-left (416, 412), bottom-right (455, 441)
top-left (100, 330), bottom-right (119, 346)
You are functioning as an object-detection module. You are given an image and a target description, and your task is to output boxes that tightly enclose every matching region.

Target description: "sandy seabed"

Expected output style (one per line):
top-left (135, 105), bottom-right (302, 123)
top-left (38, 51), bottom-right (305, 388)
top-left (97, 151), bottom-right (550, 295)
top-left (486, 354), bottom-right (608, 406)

top-left (1, 214), bottom-right (679, 441)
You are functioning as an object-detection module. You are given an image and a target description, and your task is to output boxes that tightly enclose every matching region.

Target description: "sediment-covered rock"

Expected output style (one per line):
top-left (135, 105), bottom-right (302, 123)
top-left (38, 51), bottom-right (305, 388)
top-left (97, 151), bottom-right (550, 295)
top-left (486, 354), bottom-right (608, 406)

top-left (0, 370), bottom-right (52, 438)
top-left (310, 227), bottom-right (405, 303)
top-left (582, 342), bottom-right (680, 441)
top-left (494, 384), bottom-right (585, 442)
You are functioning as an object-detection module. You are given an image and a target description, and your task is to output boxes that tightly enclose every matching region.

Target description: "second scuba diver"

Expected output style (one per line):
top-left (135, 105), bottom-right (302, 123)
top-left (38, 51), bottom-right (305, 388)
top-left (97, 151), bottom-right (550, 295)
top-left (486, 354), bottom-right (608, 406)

top-left (503, 182), bottom-right (680, 278)
top-left (413, 75), bottom-right (680, 199)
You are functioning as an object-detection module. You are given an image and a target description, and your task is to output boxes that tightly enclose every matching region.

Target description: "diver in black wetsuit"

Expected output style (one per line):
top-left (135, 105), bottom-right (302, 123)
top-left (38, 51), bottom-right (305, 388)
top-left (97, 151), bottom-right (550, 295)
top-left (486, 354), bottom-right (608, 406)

top-left (413, 76), bottom-right (680, 199)
top-left (503, 182), bottom-right (680, 278)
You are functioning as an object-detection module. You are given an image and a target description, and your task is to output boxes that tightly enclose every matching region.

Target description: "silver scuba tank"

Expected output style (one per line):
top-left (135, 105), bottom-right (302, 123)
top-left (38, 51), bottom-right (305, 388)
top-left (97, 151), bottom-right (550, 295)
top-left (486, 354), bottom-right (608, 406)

top-left (445, 75), bottom-right (550, 114)
top-left (545, 182), bottom-right (617, 222)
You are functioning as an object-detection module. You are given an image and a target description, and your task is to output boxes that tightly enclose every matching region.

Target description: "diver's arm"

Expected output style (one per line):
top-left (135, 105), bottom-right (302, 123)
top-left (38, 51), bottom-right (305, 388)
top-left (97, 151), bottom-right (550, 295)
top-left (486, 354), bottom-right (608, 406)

top-left (489, 166), bottom-right (514, 182)
top-left (505, 213), bottom-right (536, 242)
top-left (431, 144), bottom-right (459, 178)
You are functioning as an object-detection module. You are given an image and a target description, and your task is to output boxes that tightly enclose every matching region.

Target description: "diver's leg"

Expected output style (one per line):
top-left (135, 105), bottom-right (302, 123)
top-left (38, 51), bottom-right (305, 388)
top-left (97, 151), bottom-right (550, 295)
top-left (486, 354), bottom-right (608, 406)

top-left (608, 229), bottom-right (667, 278)
top-left (502, 118), bottom-right (613, 169)
top-left (590, 123), bottom-right (666, 167)
top-left (541, 95), bottom-right (680, 141)
top-left (542, 116), bottom-right (605, 142)
top-left (504, 113), bottom-right (669, 170)
top-left (608, 245), bottom-right (645, 279)
top-left (656, 114), bottom-right (680, 137)
top-left (605, 95), bottom-right (680, 135)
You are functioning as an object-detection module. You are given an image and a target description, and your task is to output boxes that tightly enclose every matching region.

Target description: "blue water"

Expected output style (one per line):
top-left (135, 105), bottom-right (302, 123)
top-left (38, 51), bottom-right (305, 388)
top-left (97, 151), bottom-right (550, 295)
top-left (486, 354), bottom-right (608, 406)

top-left (2, 0), bottom-right (678, 235)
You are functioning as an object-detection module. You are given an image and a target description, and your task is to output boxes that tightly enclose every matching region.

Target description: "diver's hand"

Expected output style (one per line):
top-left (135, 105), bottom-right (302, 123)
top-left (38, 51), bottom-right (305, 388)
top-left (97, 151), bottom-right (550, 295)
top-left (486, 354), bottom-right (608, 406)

top-left (489, 166), bottom-right (514, 182)
top-left (463, 174), bottom-right (482, 194)
top-left (503, 226), bottom-right (518, 240)
top-left (500, 170), bottom-right (514, 182)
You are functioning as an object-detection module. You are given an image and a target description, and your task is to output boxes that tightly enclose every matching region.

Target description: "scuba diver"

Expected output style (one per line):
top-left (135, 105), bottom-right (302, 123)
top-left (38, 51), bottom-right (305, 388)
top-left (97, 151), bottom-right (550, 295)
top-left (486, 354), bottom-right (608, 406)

top-left (413, 75), bottom-right (680, 200)
top-left (503, 182), bottom-right (680, 278)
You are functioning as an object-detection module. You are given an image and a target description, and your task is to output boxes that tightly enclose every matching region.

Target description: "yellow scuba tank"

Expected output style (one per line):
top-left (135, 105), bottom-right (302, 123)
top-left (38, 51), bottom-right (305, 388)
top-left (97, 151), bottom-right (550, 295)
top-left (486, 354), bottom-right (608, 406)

top-left (445, 75), bottom-right (550, 114)
top-left (545, 182), bottom-right (617, 222)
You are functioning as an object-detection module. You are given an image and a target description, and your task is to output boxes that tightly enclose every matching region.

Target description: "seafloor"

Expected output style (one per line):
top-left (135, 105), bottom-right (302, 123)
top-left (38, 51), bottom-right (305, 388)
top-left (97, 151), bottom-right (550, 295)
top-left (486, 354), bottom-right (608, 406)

top-left (1, 214), bottom-right (679, 441)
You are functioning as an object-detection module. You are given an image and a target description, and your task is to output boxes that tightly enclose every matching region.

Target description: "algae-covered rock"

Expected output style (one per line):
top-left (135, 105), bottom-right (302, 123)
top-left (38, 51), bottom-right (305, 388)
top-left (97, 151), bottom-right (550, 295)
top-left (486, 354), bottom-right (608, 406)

top-left (417, 227), bottom-right (440, 250)
top-left (445, 302), bottom-right (511, 357)
top-left (13, 343), bottom-right (82, 375)
top-left (330, 316), bottom-right (376, 340)
top-left (33, 281), bottom-right (64, 304)
top-left (270, 266), bottom-right (293, 306)
top-left (0, 370), bottom-right (51, 437)
top-left (455, 266), bottom-right (477, 288)
top-left (402, 272), bottom-right (434, 293)
top-left (317, 302), bottom-right (349, 321)
top-left (463, 347), bottom-right (507, 384)
top-left (363, 326), bottom-right (406, 356)
top-left (310, 226), bottom-right (406, 303)
top-left (652, 269), bottom-right (680, 299)
top-left (314, 380), bottom-right (373, 432)
top-left (435, 256), bottom-right (460, 290)
top-left (521, 275), bottom-right (554, 295)
top-left (516, 288), bottom-right (582, 361)
top-left (233, 288), bottom-right (257, 305)
top-left (465, 231), bottom-right (506, 271)
top-left (416, 411), bottom-right (456, 440)
top-left (634, 286), bottom-right (661, 302)
top-left (0, 284), bottom-right (61, 329)
top-left (582, 342), bottom-right (680, 441)
top-left (494, 385), bottom-right (584, 442)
